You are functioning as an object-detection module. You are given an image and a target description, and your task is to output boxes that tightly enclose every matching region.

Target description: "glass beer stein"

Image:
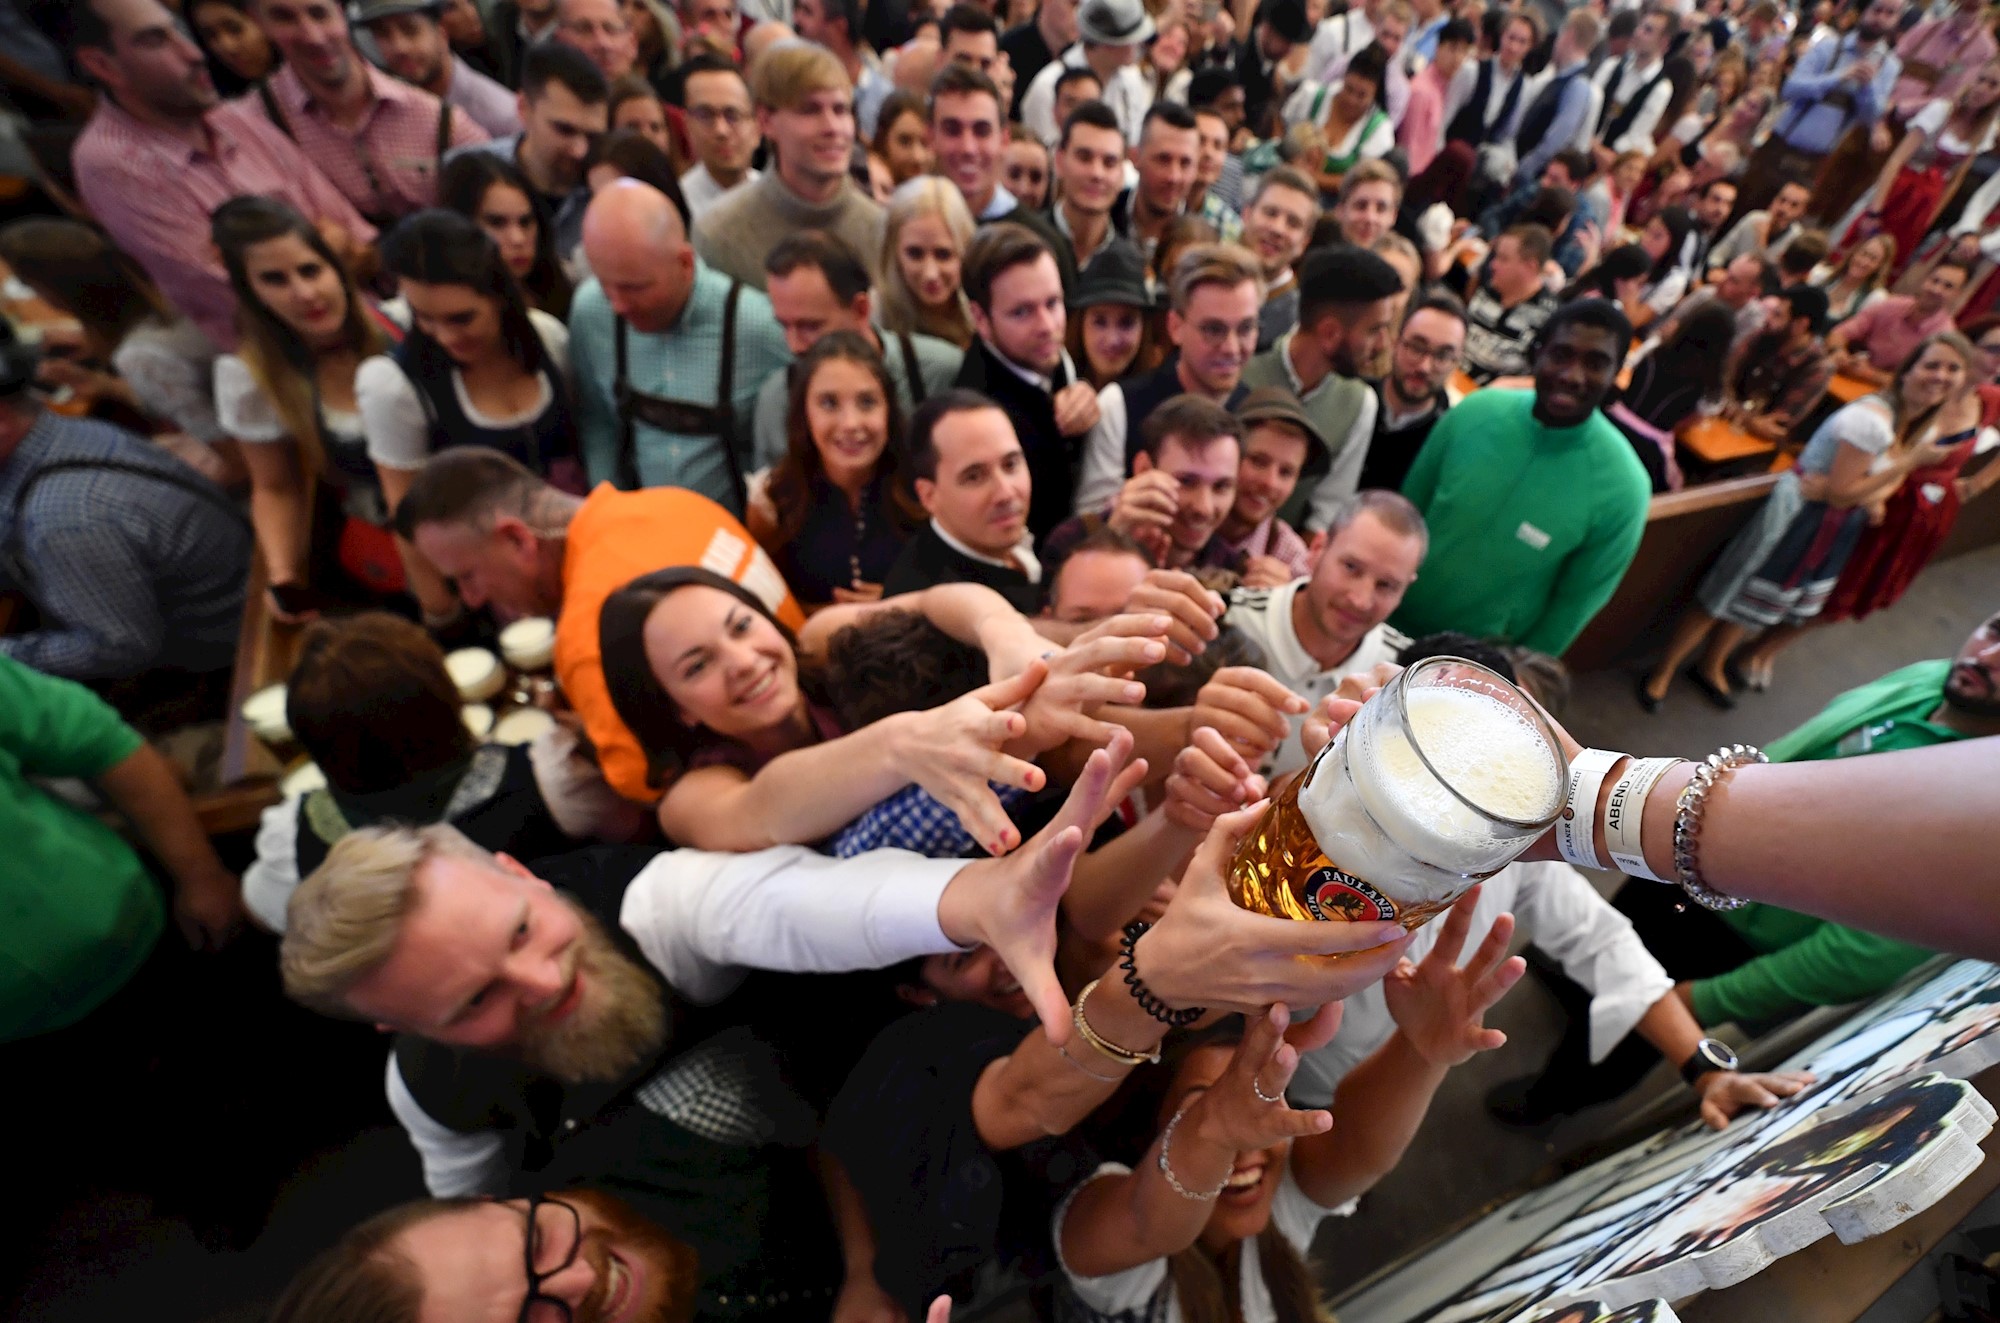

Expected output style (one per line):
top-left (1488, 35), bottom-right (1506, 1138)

top-left (1227, 656), bottom-right (1568, 935)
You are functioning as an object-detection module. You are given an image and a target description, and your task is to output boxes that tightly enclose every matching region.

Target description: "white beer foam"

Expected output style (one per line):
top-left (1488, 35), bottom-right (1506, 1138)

top-left (1303, 685), bottom-right (1561, 880)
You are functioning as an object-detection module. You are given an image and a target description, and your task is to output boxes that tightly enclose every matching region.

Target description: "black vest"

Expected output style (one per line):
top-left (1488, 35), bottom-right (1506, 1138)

top-left (1447, 59), bottom-right (1526, 146)
top-left (953, 336), bottom-right (1077, 543)
top-left (1596, 56), bottom-right (1671, 146)
top-left (393, 846), bottom-right (904, 1320)
top-left (391, 330), bottom-right (576, 477)
top-left (1116, 356), bottom-right (1252, 474)
top-left (292, 744), bottom-right (572, 880)
top-left (1515, 65), bottom-right (1584, 157)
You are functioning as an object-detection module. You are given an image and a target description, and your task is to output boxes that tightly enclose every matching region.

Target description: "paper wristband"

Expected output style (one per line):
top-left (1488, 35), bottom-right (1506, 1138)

top-left (1555, 748), bottom-right (1624, 871)
top-left (1606, 757), bottom-right (1681, 881)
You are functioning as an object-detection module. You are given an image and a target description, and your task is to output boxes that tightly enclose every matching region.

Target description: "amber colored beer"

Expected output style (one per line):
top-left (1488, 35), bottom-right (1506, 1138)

top-left (1225, 658), bottom-right (1566, 936)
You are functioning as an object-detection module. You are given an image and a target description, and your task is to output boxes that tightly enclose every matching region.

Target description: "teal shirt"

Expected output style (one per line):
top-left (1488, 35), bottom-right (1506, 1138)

top-left (570, 261), bottom-right (792, 513)
top-left (1391, 389), bottom-right (1651, 654)
top-left (0, 657), bottom-right (157, 1042)
top-left (1691, 660), bottom-right (1954, 1026)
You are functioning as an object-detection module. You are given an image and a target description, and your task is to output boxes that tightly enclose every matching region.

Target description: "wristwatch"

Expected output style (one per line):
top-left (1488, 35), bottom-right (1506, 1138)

top-left (1680, 1037), bottom-right (1739, 1086)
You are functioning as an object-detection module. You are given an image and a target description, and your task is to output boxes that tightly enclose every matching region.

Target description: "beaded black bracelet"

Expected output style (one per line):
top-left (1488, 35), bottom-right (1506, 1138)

top-left (1119, 921), bottom-right (1205, 1028)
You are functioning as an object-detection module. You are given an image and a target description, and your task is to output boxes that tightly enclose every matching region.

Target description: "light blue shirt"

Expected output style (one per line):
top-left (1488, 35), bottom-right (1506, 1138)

top-left (1775, 31), bottom-right (1902, 154)
top-left (569, 261), bottom-right (791, 512)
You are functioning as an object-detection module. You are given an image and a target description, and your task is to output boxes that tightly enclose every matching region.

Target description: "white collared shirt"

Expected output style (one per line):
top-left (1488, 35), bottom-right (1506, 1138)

top-left (1222, 579), bottom-right (1410, 778)
top-left (931, 518), bottom-right (1043, 583)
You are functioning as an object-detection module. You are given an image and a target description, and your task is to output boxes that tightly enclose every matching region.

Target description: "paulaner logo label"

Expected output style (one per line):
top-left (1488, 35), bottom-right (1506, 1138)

top-left (1304, 867), bottom-right (1398, 922)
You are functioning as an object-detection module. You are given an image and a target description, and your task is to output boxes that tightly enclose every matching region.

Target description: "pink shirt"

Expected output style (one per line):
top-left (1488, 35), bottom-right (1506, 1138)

top-left (72, 96), bottom-right (377, 350)
top-left (1892, 16), bottom-right (1998, 118)
top-left (259, 61), bottom-right (488, 224)
top-left (1836, 295), bottom-right (1957, 374)
top-left (1399, 65), bottom-right (1449, 177)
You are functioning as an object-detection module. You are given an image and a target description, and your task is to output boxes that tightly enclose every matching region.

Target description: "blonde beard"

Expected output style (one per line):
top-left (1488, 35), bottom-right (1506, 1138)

top-left (516, 904), bottom-right (670, 1084)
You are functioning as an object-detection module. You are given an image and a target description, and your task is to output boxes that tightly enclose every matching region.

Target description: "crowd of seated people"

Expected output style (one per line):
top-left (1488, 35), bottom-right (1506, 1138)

top-left (8, 0), bottom-right (2000, 1317)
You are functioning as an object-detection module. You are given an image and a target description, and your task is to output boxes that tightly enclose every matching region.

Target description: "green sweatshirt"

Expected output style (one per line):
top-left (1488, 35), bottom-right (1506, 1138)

top-left (0, 656), bottom-right (156, 1042)
top-left (1390, 389), bottom-right (1651, 655)
top-left (1689, 660), bottom-right (1955, 1027)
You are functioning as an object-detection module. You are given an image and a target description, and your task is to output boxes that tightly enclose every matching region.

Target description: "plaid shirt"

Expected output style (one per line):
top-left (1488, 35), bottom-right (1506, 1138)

top-left (0, 412), bottom-right (250, 682)
top-left (72, 96), bottom-right (377, 350)
top-left (259, 62), bottom-right (488, 223)
top-left (1195, 190), bottom-right (1244, 244)
top-left (1733, 332), bottom-right (1835, 425)
top-left (832, 782), bottom-right (1035, 859)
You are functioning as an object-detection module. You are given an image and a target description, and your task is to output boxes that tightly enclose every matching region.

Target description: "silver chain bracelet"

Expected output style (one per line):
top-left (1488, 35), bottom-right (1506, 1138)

top-left (1671, 744), bottom-right (1766, 911)
top-left (1157, 1097), bottom-right (1226, 1200)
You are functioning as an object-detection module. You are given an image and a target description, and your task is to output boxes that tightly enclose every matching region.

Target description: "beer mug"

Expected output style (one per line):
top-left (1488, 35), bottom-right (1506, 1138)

top-left (1227, 656), bottom-right (1567, 937)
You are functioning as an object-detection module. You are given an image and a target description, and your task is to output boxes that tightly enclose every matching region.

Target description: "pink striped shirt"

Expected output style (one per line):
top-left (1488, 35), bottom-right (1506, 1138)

top-left (73, 96), bottom-right (377, 350)
top-left (258, 62), bottom-right (488, 224)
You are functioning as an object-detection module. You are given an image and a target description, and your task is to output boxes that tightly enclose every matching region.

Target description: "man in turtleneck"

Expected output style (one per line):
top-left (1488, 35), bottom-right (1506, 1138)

top-left (693, 43), bottom-right (885, 291)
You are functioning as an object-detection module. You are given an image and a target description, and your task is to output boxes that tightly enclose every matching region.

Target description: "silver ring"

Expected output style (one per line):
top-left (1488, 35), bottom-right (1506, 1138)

top-left (1252, 1077), bottom-right (1283, 1105)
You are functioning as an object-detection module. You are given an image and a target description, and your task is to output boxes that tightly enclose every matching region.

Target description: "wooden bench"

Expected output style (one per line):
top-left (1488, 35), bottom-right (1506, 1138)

top-left (201, 553), bottom-right (300, 836)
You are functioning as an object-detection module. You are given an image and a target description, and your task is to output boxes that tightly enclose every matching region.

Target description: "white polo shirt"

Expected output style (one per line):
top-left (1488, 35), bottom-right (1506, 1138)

top-left (1223, 579), bottom-right (1410, 780)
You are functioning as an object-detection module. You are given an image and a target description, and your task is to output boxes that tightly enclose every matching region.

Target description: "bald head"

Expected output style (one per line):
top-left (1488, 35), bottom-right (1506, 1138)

top-left (894, 37), bottom-right (941, 94)
top-left (583, 180), bottom-right (697, 333)
top-left (742, 20), bottom-right (797, 68)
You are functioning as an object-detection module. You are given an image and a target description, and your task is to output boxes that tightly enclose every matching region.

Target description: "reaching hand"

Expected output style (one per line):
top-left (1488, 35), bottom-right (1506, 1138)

top-left (833, 1274), bottom-right (907, 1323)
top-left (938, 732), bottom-right (1148, 1041)
top-left (174, 865), bottom-right (246, 952)
top-left (1164, 726), bottom-right (1267, 833)
top-left (1188, 1005), bottom-right (1334, 1154)
top-left (1189, 666), bottom-right (1307, 763)
top-left (925, 1297), bottom-right (952, 1323)
top-left (1238, 555), bottom-right (1296, 590)
top-left (1381, 888), bottom-right (1525, 1068)
top-left (1693, 1068), bottom-right (1815, 1130)
top-left (1299, 664), bottom-right (1403, 763)
top-left (1123, 569), bottom-right (1224, 664)
top-left (1016, 614), bottom-right (1169, 749)
top-left (1054, 381), bottom-right (1101, 437)
top-left (1131, 801), bottom-right (1411, 1014)
top-left (901, 666), bottom-right (1049, 857)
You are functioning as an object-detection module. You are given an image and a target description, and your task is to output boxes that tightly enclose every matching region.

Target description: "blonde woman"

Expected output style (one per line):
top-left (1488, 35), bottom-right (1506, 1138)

top-left (879, 175), bottom-right (977, 349)
top-left (1813, 234), bottom-right (1896, 324)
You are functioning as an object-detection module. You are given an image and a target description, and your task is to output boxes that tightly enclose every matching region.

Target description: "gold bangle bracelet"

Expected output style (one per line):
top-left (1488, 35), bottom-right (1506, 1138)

top-left (1073, 977), bottom-right (1162, 1066)
top-left (1057, 1039), bottom-right (1126, 1083)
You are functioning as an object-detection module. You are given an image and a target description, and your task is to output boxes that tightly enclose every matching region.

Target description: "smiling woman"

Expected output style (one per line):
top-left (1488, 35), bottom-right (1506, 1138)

top-left (359, 210), bottom-right (580, 621)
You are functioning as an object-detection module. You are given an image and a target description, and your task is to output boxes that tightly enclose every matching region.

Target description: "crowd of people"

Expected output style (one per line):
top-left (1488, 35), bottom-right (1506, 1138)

top-left (4, 0), bottom-right (2000, 1317)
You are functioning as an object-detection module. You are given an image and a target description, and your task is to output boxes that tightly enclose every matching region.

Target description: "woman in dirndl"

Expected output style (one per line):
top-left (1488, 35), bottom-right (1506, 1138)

top-left (1809, 320), bottom-right (2000, 626)
top-left (1638, 332), bottom-right (1976, 711)
top-left (1843, 61), bottom-right (2000, 277)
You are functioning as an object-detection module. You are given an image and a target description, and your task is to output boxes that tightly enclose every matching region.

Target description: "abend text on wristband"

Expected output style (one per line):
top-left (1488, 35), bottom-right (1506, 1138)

top-left (1555, 748), bottom-right (1624, 871)
top-left (1605, 757), bottom-right (1681, 881)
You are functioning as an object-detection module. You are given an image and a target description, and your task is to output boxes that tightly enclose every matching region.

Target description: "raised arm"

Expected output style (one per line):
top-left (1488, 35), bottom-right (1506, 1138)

top-left (1292, 890), bottom-right (1521, 1207)
top-left (656, 665), bottom-right (1049, 854)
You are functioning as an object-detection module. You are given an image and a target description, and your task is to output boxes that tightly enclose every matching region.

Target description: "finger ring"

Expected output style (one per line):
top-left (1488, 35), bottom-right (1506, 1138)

top-left (1252, 1077), bottom-right (1283, 1105)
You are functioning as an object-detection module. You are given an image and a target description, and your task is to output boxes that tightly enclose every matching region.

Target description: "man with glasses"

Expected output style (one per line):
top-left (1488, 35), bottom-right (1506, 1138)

top-left (551, 0), bottom-right (639, 81)
top-left (676, 53), bottom-right (759, 223)
top-left (1239, 244), bottom-right (1404, 531)
top-left (693, 43), bottom-right (883, 290)
top-left (271, 741), bottom-right (1141, 1321)
top-left (269, 1187), bottom-right (704, 1323)
top-left (448, 41), bottom-right (609, 272)
top-left (1359, 292), bottom-right (1466, 492)
top-left (1074, 243), bottom-right (1263, 516)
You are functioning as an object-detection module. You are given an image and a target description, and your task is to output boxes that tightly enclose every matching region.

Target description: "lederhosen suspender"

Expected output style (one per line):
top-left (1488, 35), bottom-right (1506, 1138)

top-left (612, 279), bottom-right (746, 508)
top-left (258, 80), bottom-right (455, 230)
top-left (897, 331), bottom-right (927, 408)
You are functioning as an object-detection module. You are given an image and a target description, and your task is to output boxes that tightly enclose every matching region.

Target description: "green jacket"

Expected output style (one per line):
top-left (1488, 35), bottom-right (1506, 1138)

top-left (0, 657), bottom-right (156, 1041)
top-left (1690, 660), bottom-right (1954, 1026)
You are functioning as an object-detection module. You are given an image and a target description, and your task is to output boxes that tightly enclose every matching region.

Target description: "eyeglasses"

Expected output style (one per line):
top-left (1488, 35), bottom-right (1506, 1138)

top-left (685, 105), bottom-right (752, 128)
top-left (1397, 337), bottom-right (1460, 367)
top-left (1193, 318), bottom-right (1259, 347)
top-left (516, 1194), bottom-right (584, 1323)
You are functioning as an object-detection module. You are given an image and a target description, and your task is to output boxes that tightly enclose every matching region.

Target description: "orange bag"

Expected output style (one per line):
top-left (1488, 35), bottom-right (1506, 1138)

top-left (556, 484), bottom-right (803, 804)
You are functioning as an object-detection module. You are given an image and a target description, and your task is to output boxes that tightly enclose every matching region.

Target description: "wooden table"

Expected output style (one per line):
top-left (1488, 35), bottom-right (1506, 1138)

top-left (202, 553), bottom-right (301, 836)
top-left (1678, 414), bottom-right (1775, 466)
top-left (1827, 372), bottom-right (1874, 403)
